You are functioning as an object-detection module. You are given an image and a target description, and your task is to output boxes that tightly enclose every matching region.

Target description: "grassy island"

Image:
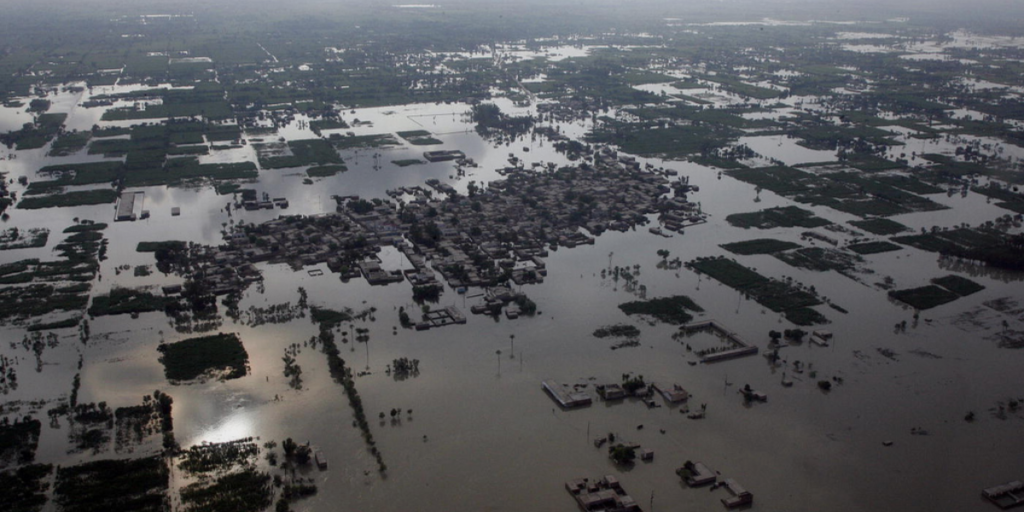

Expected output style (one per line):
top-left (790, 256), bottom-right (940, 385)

top-left (158, 333), bottom-right (249, 382)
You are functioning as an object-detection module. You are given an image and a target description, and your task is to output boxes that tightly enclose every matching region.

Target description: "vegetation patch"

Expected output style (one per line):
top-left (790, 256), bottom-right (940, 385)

top-left (991, 330), bottom-right (1024, 350)
top-left (775, 247), bottom-right (863, 274)
top-left (0, 228), bottom-right (48, 251)
top-left (307, 164), bottom-right (347, 177)
top-left (158, 333), bottom-right (249, 382)
top-left (0, 246), bottom-right (96, 320)
top-left (588, 123), bottom-right (735, 159)
top-left (411, 284), bottom-right (443, 304)
top-left (136, 241), bottom-right (187, 253)
top-left (847, 241), bottom-right (902, 255)
top-left (0, 463), bottom-right (52, 512)
top-left (310, 117), bottom-right (349, 133)
top-left (0, 418), bottom-right (42, 468)
top-left (88, 287), bottom-right (172, 317)
top-left (215, 183), bottom-right (242, 195)
top-left (972, 183), bottom-right (1024, 213)
top-left (178, 438), bottom-right (259, 475)
top-left (329, 133), bottom-right (400, 150)
top-left (397, 130), bottom-right (442, 146)
top-left (471, 103), bottom-right (534, 139)
top-left (721, 238), bottom-right (800, 255)
top-left (2, 113), bottom-right (66, 150)
top-left (180, 467), bottom-right (272, 512)
top-left (260, 139), bottom-right (343, 169)
top-left (63, 222), bottom-right (108, 233)
top-left (726, 166), bottom-right (817, 196)
top-left (796, 124), bottom-right (901, 150)
top-left (875, 175), bottom-right (943, 195)
top-left (391, 159), bottom-right (425, 167)
top-left (689, 256), bottom-right (825, 319)
top-left (48, 131), bottom-right (93, 157)
top-left (726, 206), bottom-right (831, 229)
top-left (728, 167), bottom-right (946, 218)
top-left (703, 76), bottom-right (783, 100)
top-left (784, 307), bottom-right (829, 326)
top-left (114, 392), bottom-right (175, 453)
top-left (167, 146), bottom-right (209, 156)
top-left (618, 295), bottom-right (703, 325)
top-left (17, 189), bottom-right (118, 210)
top-left (310, 307), bottom-right (352, 329)
top-left (124, 160), bottom-right (257, 187)
top-left (593, 324), bottom-right (641, 338)
top-left (27, 317), bottom-right (81, 331)
top-left (846, 154), bottom-right (904, 172)
top-left (893, 228), bottom-right (1024, 271)
top-left (849, 218), bottom-right (908, 235)
top-left (67, 402), bottom-right (113, 454)
top-left (689, 256), bottom-right (768, 289)
top-left (54, 456), bottom-right (168, 512)
top-left (931, 275), bottom-right (985, 297)
top-left (889, 285), bottom-right (960, 310)
top-left (312, 317), bottom-right (386, 473)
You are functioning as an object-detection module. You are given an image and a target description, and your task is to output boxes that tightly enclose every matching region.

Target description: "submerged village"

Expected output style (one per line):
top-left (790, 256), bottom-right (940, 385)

top-left (193, 145), bottom-right (703, 319)
top-left (4, 2), bottom-right (1024, 512)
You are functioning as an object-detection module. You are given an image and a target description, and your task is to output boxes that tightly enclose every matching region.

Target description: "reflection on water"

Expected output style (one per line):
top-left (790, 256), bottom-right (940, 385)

top-left (198, 411), bottom-right (256, 445)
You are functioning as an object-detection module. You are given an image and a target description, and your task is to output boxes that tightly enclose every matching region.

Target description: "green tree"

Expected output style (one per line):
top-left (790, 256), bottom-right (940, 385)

top-left (282, 438), bottom-right (297, 457)
top-left (609, 444), bottom-right (636, 464)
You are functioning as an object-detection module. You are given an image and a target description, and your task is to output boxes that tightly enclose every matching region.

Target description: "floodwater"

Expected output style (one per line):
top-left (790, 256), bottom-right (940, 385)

top-left (1, 78), bottom-right (1024, 512)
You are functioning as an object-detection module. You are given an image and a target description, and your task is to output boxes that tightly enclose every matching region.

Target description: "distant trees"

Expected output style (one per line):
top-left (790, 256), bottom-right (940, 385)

top-left (471, 103), bottom-right (534, 138)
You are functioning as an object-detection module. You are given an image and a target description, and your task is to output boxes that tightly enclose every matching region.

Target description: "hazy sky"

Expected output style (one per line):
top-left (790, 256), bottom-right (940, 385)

top-left (2, 0), bottom-right (1023, 32)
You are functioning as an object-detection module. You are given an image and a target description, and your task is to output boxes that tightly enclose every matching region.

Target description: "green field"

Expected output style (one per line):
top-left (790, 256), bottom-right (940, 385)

top-left (307, 164), bottom-right (348, 177)
top-left (690, 256), bottom-right (826, 324)
top-left (158, 333), bottom-right (249, 381)
top-left (54, 457), bottom-right (168, 512)
top-left (847, 241), bottom-right (903, 255)
top-left (849, 218), bottom-right (908, 235)
top-left (889, 285), bottom-right (960, 310)
top-left (392, 159), bottom-right (426, 167)
top-left (931, 275), bottom-right (985, 297)
top-left (721, 238), bottom-right (801, 255)
top-left (726, 206), bottom-right (831, 230)
top-left (88, 287), bottom-right (172, 317)
top-left (17, 189), bottom-right (118, 209)
top-left (260, 139), bottom-right (344, 169)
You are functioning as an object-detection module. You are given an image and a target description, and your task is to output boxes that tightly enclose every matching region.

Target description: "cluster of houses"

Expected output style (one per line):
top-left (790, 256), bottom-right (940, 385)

top-left (545, 378), bottom-right (691, 412)
top-left (566, 475), bottom-right (641, 512)
top-left (678, 461), bottom-right (754, 509)
top-left (177, 151), bottom-right (703, 303)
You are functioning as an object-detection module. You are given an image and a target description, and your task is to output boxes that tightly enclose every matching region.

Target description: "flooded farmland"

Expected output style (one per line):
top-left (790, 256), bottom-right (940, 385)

top-left (2, 3), bottom-right (1024, 512)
